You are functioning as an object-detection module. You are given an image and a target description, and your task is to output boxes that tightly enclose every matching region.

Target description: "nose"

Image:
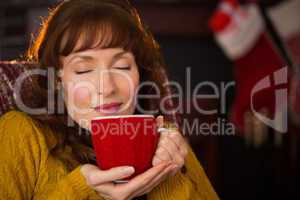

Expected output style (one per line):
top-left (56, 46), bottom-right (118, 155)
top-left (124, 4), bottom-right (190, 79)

top-left (97, 70), bottom-right (116, 97)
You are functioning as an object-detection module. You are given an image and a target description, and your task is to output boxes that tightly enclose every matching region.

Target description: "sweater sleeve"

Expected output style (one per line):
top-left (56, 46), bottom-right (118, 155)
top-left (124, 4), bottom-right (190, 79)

top-left (148, 144), bottom-right (219, 200)
top-left (39, 166), bottom-right (101, 200)
top-left (0, 111), bottom-right (101, 200)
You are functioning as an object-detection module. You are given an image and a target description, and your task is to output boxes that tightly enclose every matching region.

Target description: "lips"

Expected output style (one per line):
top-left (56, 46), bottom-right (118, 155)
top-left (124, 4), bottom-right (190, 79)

top-left (94, 102), bottom-right (122, 113)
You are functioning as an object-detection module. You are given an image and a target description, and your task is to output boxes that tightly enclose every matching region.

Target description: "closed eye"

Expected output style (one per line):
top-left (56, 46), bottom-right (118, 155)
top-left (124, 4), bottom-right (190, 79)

top-left (75, 70), bottom-right (93, 74)
top-left (114, 66), bottom-right (131, 70)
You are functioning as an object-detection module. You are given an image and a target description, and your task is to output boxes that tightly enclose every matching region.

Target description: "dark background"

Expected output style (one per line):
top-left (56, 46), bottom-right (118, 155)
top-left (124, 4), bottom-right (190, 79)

top-left (0, 0), bottom-right (298, 199)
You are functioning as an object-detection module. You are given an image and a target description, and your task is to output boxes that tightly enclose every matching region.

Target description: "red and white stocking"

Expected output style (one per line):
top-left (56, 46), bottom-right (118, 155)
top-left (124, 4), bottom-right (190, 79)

top-left (209, 0), bottom-right (288, 133)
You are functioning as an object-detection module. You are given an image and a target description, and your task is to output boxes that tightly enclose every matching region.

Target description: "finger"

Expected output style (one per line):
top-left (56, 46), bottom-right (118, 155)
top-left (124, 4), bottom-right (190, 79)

top-left (131, 164), bottom-right (176, 198)
top-left (117, 161), bottom-right (172, 196)
top-left (144, 164), bottom-right (175, 187)
top-left (170, 165), bottom-right (181, 177)
top-left (98, 193), bottom-right (113, 200)
top-left (158, 137), bottom-right (185, 167)
top-left (178, 141), bottom-right (188, 158)
top-left (165, 134), bottom-right (188, 159)
top-left (152, 155), bottom-right (163, 166)
top-left (167, 131), bottom-right (188, 158)
top-left (167, 131), bottom-right (185, 149)
top-left (162, 134), bottom-right (180, 152)
top-left (152, 134), bottom-right (171, 165)
top-left (154, 146), bottom-right (173, 161)
top-left (93, 182), bottom-right (115, 195)
top-left (128, 164), bottom-right (175, 198)
top-left (158, 136), bottom-right (178, 159)
top-left (156, 115), bottom-right (164, 128)
top-left (87, 166), bottom-right (135, 186)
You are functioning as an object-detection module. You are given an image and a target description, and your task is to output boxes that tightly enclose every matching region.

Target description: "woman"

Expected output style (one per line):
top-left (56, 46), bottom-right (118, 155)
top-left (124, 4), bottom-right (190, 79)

top-left (0, 0), bottom-right (219, 199)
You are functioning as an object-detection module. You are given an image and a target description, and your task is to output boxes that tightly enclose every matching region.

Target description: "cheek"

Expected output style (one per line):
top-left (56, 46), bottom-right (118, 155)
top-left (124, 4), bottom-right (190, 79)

top-left (117, 71), bottom-right (140, 97)
top-left (74, 87), bottom-right (91, 104)
top-left (66, 86), bottom-right (93, 108)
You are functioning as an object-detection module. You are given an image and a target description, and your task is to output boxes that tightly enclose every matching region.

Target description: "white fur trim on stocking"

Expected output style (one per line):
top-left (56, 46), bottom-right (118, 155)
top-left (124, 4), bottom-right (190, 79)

top-left (214, 4), bottom-right (265, 60)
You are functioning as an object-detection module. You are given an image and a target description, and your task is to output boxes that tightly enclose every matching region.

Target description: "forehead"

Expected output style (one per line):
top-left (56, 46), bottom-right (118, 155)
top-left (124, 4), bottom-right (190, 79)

top-left (58, 11), bottom-right (137, 58)
top-left (62, 48), bottom-right (133, 65)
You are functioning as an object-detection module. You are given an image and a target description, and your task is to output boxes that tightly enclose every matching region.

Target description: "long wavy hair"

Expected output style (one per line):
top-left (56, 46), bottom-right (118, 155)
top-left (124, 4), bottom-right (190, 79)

top-left (25, 0), bottom-right (178, 168)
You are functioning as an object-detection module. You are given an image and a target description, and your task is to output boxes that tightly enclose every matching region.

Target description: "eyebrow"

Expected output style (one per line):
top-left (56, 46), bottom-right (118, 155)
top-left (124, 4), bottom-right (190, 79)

top-left (67, 50), bottom-right (130, 65)
top-left (112, 51), bottom-right (129, 61)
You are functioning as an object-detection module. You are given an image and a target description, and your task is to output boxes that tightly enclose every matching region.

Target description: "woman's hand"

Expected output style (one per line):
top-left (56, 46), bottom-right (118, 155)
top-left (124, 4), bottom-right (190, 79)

top-left (81, 161), bottom-right (176, 200)
top-left (152, 116), bottom-right (188, 176)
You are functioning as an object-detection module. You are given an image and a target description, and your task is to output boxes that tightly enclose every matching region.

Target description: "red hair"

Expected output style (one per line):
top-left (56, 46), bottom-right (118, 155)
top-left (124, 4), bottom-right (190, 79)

top-left (25, 0), bottom-right (178, 167)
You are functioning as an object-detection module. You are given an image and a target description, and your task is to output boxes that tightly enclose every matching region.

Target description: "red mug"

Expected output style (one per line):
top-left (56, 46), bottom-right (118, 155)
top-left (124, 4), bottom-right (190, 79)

top-left (91, 115), bottom-right (160, 182)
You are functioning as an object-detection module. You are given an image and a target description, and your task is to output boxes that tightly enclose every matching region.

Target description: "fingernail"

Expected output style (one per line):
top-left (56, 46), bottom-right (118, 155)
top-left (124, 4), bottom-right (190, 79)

top-left (122, 167), bottom-right (135, 174)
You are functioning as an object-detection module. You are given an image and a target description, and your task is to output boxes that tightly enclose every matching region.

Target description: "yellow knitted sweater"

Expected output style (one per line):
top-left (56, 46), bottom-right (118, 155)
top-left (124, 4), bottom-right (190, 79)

top-left (0, 111), bottom-right (219, 200)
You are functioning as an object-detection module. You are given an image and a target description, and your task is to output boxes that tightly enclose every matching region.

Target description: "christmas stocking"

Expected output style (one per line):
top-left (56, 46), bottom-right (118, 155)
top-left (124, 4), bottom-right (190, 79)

top-left (209, 0), bottom-right (288, 133)
top-left (267, 0), bottom-right (300, 67)
top-left (267, 0), bottom-right (300, 120)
